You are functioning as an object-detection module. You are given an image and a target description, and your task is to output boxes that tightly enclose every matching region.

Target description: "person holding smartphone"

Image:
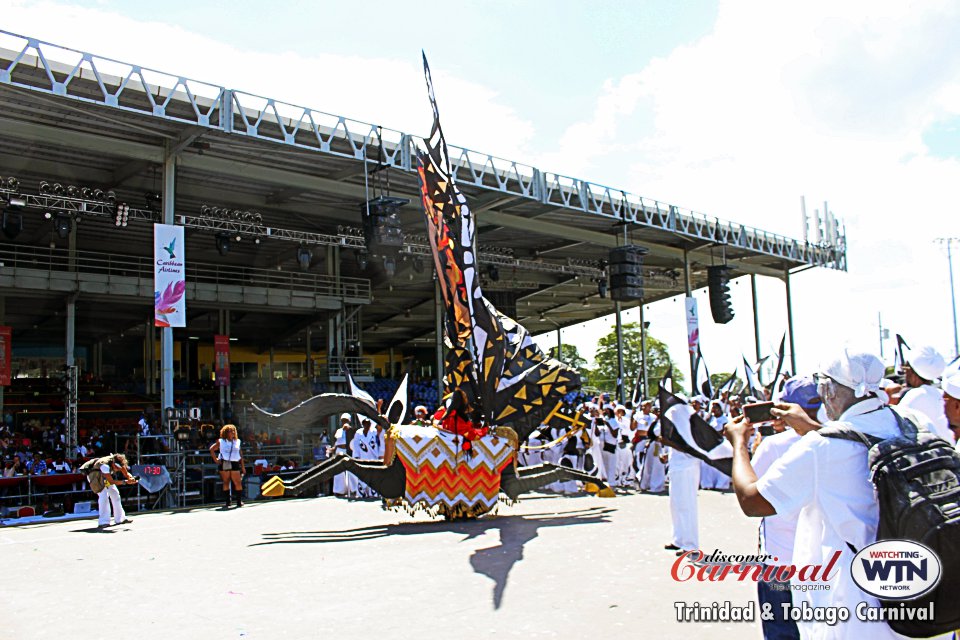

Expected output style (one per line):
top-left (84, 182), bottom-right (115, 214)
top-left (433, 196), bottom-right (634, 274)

top-left (210, 424), bottom-right (245, 509)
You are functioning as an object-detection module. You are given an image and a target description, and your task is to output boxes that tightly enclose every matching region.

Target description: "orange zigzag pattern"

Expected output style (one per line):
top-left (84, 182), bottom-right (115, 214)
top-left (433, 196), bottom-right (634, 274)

top-left (400, 458), bottom-right (512, 504)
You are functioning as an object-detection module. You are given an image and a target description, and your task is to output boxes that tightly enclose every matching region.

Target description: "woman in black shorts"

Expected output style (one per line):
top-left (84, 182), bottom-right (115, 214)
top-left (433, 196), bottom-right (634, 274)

top-left (210, 424), bottom-right (245, 508)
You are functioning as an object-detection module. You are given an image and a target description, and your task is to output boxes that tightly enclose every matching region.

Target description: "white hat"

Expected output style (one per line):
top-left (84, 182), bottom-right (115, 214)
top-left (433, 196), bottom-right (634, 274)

top-left (906, 345), bottom-right (946, 382)
top-left (615, 404), bottom-right (627, 413)
top-left (821, 350), bottom-right (885, 398)
top-left (339, 412), bottom-right (351, 421)
top-left (942, 372), bottom-right (960, 400)
top-left (414, 405), bottom-right (428, 414)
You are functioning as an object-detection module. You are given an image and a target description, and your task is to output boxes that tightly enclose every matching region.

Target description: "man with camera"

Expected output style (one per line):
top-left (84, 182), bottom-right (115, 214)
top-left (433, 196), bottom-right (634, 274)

top-left (80, 453), bottom-right (138, 529)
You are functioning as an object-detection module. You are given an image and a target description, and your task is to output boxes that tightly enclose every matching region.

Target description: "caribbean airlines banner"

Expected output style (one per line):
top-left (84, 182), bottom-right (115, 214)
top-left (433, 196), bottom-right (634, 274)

top-left (0, 326), bottom-right (11, 386)
top-left (214, 335), bottom-right (230, 387)
top-left (685, 297), bottom-right (699, 357)
top-left (154, 224), bottom-right (186, 328)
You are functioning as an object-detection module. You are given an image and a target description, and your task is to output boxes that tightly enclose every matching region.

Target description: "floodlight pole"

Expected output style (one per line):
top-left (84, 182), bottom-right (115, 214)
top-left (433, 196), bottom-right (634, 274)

top-left (751, 274), bottom-right (762, 363)
top-left (785, 268), bottom-right (797, 373)
top-left (640, 303), bottom-right (648, 400)
top-left (945, 239), bottom-right (959, 359)
top-left (684, 249), bottom-right (696, 395)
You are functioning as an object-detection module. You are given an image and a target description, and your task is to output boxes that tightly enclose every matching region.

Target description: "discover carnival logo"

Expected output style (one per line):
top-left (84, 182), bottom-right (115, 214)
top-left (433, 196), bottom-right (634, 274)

top-left (850, 540), bottom-right (942, 601)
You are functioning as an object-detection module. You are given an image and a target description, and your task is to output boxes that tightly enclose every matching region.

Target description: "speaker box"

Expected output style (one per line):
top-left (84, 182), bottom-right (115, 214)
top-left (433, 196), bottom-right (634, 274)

top-left (707, 265), bottom-right (735, 324)
top-left (608, 245), bottom-right (648, 301)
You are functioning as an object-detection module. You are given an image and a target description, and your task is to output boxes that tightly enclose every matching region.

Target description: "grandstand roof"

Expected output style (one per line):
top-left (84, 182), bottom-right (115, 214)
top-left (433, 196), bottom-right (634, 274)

top-left (0, 31), bottom-right (846, 355)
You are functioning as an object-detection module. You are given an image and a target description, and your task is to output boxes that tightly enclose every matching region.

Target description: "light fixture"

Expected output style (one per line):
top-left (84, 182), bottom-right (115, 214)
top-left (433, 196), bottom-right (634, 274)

top-left (356, 251), bottom-right (368, 270)
top-left (7, 196), bottom-right (26, 208)
top-left (383, 256), bottom-right (396, 278)
top-left (297, 245), bottom-right (312, 271)
top-left (539, 313), bottom-right (545, 322)
top-left (114, 202), bottom-right (129, 227)
top-left (215, 233), bottom-right (230, 256)
top-left (597, 278), bottom-right (608, 298)
top-left (234, 234), bottom-right (241, 242)
top-left (54, 214), bottom-right (71, 239)
top-left (43, 211), bottom-right (53, 220)
top-left (487, 264), bottom-right (500, 282)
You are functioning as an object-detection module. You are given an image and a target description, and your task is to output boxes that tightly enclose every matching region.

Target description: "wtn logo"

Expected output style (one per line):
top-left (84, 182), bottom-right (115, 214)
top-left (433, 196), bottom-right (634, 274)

top-left (851, 541), bottom-right (941, 601)
top-left (861, 558), bottom-right (927, 583)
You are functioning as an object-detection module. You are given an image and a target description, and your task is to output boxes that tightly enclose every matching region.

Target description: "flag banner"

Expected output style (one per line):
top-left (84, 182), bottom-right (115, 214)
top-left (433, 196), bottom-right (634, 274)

top-left (695, 346), bottom-right (712, 398)
top-left (0, 326), bottom-right (11, 386)
top-left (214, 335), bottom-right (230, 387)
top-left (154, 224), bottom-right (186, 328)
top-left (685, 296), bottom-right (699, 357)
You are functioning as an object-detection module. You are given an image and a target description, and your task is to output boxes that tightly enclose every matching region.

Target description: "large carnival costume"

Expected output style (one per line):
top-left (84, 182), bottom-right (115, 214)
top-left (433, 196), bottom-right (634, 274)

top-left (258, 57), bottom-right (611, 518)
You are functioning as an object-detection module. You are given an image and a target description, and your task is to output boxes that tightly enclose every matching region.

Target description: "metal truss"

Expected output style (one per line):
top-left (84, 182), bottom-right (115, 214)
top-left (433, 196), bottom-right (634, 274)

top-left (0, 31), bottom-right (846, 271)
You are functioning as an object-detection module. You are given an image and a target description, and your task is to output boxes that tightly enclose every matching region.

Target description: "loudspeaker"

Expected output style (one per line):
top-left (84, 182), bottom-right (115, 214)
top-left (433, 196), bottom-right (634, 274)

top-left (707, 265), bottom-right (735, 324)
top-left (608, 245), bottom-right (648, 301)
top-left (361, 197), bottom-right (408, 255)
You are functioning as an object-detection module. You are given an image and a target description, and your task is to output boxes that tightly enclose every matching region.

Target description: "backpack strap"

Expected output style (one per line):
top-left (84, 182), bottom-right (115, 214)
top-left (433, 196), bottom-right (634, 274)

top-left (817, 424), bottom-right (881, 447)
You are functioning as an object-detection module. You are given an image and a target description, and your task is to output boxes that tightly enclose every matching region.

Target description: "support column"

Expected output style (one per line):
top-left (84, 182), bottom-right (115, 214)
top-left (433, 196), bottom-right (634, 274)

top-left (218, 309), bottom-right (231, 417)
top-left (268, 346), bottom-right (275, 381)
top-left (160, 143), bottom-right (175, 413)
top-left (785, 269), bottom-right (797, 373)
top-left (614, 301), bottom-right (625, 404)
top-left (305, 325), bottom-right (313, 380)
top-left (435, 278), bottom-right (444, 402)
top-left (65, 294), bottom-right (77, 457)
top-left (640, 303), bottom-right (648, 401)
top-left (0, 296), bottom-right (5, 417)
top-left (388, 347), bottom-right (395, 380)
top-left (146, 319), bottom-right (156, 395)
top-left (683, 249), bottom-right (696, 394)
top-left (556, 327), bottom-right (562, 360)
top-left (751, 274), bottom-right (762, 363)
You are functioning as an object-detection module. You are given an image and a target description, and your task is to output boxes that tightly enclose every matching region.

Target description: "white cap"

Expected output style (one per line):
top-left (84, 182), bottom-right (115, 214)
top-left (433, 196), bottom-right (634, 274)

top-left (906, 345), bottom-right (946, 381)
top-left (615, 404), bottom-right (627, 413)
top-left (821, 350), bottom-right (885, 398)
top-left (339, 413), bottom-right (351, 421)
top-left (941, 372), bottom-right (960, 400)
top-left (414, 405), bottom-right (428, 414)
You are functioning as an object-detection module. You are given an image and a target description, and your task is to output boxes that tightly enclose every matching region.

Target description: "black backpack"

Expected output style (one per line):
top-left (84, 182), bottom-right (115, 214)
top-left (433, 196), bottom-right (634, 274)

top-left (819, 409), bottom-right (960, 637)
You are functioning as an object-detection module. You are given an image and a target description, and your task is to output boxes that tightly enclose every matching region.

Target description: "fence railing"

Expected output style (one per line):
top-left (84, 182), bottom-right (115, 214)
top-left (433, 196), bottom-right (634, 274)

top-left (0, 244), bottom-right (371, 300)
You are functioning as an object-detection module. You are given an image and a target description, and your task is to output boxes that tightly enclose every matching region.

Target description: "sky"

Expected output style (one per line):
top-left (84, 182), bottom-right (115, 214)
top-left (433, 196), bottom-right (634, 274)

top-left (3, 0), bottom-right (959, 385)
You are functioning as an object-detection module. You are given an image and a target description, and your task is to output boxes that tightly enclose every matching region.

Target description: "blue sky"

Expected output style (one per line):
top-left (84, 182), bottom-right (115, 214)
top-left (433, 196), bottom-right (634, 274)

top-left (5, 0), bottom-right (960, 383)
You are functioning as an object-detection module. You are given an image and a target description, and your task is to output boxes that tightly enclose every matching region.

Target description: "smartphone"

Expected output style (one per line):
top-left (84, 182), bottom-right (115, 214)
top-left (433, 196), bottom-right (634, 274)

top-left (758, 425), bottom-right (775, 437)
top-left (743, 401), bottom-right (775, 423)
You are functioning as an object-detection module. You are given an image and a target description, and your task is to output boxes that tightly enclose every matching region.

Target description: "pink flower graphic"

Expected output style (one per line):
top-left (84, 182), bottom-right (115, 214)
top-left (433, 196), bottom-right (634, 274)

top-left (155, 280), bottom-right (186, 327)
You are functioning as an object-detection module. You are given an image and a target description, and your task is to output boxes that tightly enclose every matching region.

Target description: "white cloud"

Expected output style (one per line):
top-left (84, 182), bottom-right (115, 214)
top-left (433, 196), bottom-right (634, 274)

top-left (533, 0), bottom-right (960, 380)
top-left (2, 1), bottom-right (536, 160)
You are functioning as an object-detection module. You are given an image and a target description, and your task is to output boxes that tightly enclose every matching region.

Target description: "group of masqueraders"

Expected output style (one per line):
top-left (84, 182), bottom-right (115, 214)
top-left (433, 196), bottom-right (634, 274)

top-left (327, 344), bottom-right (960, 640)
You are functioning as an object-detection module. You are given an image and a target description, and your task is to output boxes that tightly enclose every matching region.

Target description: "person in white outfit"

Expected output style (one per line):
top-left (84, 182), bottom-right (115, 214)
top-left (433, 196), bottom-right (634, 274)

top-left (332, 413), bottom-right (352, 498)
top-left (599, 406), bottom-right (621, 488)
top-left (663, 402), bottom-right (701, 553)
top-left (700, 402), bottom-right (730, 490)
top-left (941, 373), bottom-right (960, 449)
top-left (82, 453), bottom-right (137, 529)
top-left (898, 345), bottom-right (952, 442)
top-left (727, 350), bottom-right (940, 640)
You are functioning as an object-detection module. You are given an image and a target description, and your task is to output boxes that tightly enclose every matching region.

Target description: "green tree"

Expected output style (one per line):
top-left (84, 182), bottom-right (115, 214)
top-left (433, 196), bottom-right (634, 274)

top-left (548, 344), bottom-right (588, 371)
top-left (592, 322), bottom-right (683, 399)
top-left (709, 372), bottom-right (741, 394)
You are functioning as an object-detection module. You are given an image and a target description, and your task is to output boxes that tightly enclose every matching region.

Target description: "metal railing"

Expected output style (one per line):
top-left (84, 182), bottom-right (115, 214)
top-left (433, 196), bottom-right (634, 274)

top-left (0, 244), bottom-right (371, 300)
top-left (0, 31), bottom-right (846, 271)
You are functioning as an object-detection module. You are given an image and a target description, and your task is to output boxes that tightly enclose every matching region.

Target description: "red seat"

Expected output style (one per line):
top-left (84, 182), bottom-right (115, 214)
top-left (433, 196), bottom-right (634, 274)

top-left (17, 506), bottom-right (35, 518)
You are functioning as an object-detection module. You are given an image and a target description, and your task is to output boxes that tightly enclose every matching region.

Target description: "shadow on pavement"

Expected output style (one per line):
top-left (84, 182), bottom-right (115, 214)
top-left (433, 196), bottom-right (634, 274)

top-left (253, 506), bottom-right (615, 609)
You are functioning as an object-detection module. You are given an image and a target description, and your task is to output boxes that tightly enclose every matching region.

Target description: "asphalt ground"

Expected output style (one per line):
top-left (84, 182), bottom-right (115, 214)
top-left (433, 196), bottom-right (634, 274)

top-left (2, 488), bottom-right (763, 640)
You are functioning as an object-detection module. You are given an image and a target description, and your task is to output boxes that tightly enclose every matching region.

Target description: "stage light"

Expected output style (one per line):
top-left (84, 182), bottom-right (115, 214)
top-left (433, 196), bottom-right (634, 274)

top-left (81, 187), bottom-right (93, 199)
top-left (105, 190), bottom-right (116, 203)
top-left (200, 205), bottom-right (211, 216)
top-left (54, 214), bottom-right (71, 239)
top-left (114, 202), bottom-right (129, 227)
top-left (4, 177), bottom-right (18, 191)
top-left (383, 256), bottom-right (396, 278)
top-left (52, 183), bottom-right (65, 196)
top-left (39, 181), bottom-right (51, 195)
top-left (43, 211), bottom-right (53, 220)
top-left (7, 196), bottom-right (26, 208)
top-left (297, 245), bottom-right (312, 271)
top-left (2, 209), bottom-right (22, 239)
top-left (92, 189), bottom-right (105, 201)
top-left (234, 234), bottom-right (241, 242)
top-left (597, 278), bottom-right (607, 298)
top-left (65, 185), bottom-right (79, 198)
top-left (357, 251), bottom-right (368, 270)
top-left (215, 233), bottom-right (230, 256)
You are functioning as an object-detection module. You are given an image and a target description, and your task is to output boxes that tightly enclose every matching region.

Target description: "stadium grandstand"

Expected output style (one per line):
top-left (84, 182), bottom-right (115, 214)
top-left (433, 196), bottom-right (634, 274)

top-left (0, 31), bottom-right (845, 518)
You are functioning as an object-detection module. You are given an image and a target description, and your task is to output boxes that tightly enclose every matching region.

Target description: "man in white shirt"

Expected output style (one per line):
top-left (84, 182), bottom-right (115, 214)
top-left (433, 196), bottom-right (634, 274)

top-left (700, 402), bottom-right (730, 490)
top-left (663, 403), bottom-right (701, 554)
top-left (898, 345), bottom-right (951, 442)
top-left (599, 405), bottom-right (622, 488)
top-left (941, 372), bottom-right (960, 449)
top-left (750, 376), bottom-right (821, 640)
top-left (726, 350), bottom-right (934, 639)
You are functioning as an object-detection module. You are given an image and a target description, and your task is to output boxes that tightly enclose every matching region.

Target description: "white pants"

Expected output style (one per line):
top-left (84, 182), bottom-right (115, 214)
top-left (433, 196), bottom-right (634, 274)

top-left (97, 485), bottom-right (125, 526)
top-left (639, 444), bottom-right (665, 492)
top-left (601, 450), bottom-right (618, 488)
top-left (669, 462), bottom-right (700, 551)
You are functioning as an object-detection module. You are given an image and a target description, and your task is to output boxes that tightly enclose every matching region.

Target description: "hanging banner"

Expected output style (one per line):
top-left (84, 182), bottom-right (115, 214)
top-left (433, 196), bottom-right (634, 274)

top-left (154, 223), bottom-right (186, 328)
top-left (685, 296), bottom-right (699, 357)
top-left (0, 326), bottom-right (11, 386)
top-left (214, 335), bottom-right (230, 387)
